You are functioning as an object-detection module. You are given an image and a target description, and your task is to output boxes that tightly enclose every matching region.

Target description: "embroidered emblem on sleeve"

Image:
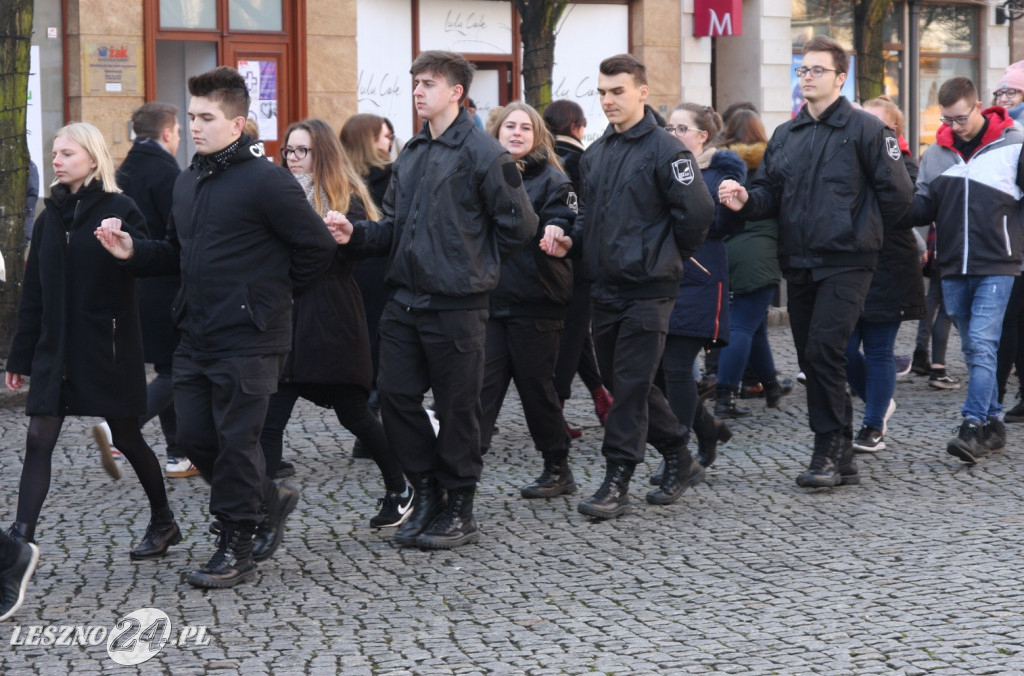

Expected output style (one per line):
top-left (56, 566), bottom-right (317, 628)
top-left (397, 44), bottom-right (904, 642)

top-left (672, 158), bottom-right (694, 185)
top-left (566, 191), bottom-right (579, 214)
top-left (885, 136), bottom-right (901, 161)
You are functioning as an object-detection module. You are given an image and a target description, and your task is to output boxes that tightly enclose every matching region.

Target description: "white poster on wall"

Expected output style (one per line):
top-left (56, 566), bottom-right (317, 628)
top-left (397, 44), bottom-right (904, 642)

top-left (27, 46), bottom-right (43, 187)
top-left (419, 0), bottom-right (513, 55)
top-left (550, 4), bottom-right (629, 146)
top-left (357, 0), bottom-right (414, 138)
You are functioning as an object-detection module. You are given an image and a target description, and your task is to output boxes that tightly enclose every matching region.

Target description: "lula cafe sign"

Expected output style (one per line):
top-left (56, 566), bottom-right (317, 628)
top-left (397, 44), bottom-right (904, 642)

top-left (693, 0), bottom-right (742, 37)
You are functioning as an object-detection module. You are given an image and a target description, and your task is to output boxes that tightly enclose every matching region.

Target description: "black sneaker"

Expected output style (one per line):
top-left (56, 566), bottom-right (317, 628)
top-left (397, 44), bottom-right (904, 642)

top-left (370, 483), bottom-right (415, 528)
top-left (852, 425), bottom-right (885, 453)
top-left (274, 460), bottom-right (296, 478)
top-left (983, 419), bottom-right (1006, 452)
top-left (0, 538), bottom-right (39, 622)
top-left (911, 349), bottom-right (931, 376)
top-left (947, 420), bottom-right (986, 464)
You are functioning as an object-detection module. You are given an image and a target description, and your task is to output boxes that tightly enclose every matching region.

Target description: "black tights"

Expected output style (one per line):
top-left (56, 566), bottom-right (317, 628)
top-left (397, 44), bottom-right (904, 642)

top-left (16, 416), bottom-right (169, 531)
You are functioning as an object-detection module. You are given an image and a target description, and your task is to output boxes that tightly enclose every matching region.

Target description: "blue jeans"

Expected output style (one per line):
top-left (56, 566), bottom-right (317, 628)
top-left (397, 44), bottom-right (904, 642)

top-left (717, 285), bottom-right (778, 389)
top-left (942, 275), bottom-right (1015, 423)
top-left (845, 320), bottom-right (900, 430)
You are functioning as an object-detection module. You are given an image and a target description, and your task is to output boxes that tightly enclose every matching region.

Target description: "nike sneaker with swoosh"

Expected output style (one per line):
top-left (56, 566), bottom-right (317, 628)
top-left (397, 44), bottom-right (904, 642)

top-left (370, 482), bottom-right (416, 528)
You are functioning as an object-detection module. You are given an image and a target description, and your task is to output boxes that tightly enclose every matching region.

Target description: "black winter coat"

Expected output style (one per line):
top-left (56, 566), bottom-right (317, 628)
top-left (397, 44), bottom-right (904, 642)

top-left (861, 149), bottom-right (926, 323)
top-left (116, 139), bottom-right (181, 365)
top-left (283, 191), bottom-right (373, 390)
top-left (349, 108), bottom-right (538, 310)
top-left (569, 107), bottom-right (715, 302)
top-left (490, 148), bottom-right (576, 319)
top-left (128, 136), bottom-right (337, 359)
top-left (7, 181), bottom-right (149, 417)
top-left (740, 96), bottom-right (914, 271)
top-left (553, 135), bottom-right (584, 187)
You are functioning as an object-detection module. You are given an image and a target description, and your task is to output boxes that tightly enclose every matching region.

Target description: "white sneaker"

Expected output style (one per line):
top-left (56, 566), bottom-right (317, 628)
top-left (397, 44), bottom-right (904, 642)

top-left (92, 423), bottom-right (121, 480)
top-left (882, 399), bottom-right (896, 435)
top-left (166, 457), bottom-right (200, 478)
top-left (425, 407), bottom-right (441, 436)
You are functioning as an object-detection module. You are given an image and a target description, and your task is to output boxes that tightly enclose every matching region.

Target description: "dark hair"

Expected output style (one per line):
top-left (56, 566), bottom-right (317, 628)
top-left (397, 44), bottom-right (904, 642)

top-left (674, 102), bottom-right (723, 141)
top-left (410, 50), bottom-right (475, 103)
top-left (187, 66), bottom-right (250, 119)
top-left (721, 101), bottom-right (759, 126)
top-left (131, 101), bottom-right (178, 139)
top-left (802, 35), bottom-right (849, 76)
top-left (543, 99), bottom-right (587, 138)
top-left (938, 76), bottom-right (978, 108)
top-left (340, 113), bottom-right (390, 176)
top-left (721, 109), bottom-right (768, 146)
top-left (600, 54), bottom-right (647, 86)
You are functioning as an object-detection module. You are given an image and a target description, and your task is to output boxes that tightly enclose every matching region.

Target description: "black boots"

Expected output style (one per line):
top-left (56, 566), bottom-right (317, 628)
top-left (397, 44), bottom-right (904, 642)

top-left (521, 458), bottom-right (577, 498)
top-left (129, 506), bottom-right (182, 560)
top-left (578, 461), bottom-right (635, 519)
top-left (646, 445), bottom-right (704, 505)
top-left (764, 378), bottom-right (793, 408)
top-left (393, 474), bottom-right (446, 546)
top-left (187, 522), bottom-right (257, 589)
top-left (5, 523), bottom-right (34, 545)
top-left (947, 419), bottom-right (987, 465)
top-left (416, 487), bottom-right (480, 550)
top-left (0, 530), bottom-right (39, 622)
top-left (715, 387), bottom-right (750, 419)
top-left (796, 432), bottom-right (844, 488)
top-left (983, 419), bottom-right (1006, 453)
top-left (251, 483), bottom-right (300, 562)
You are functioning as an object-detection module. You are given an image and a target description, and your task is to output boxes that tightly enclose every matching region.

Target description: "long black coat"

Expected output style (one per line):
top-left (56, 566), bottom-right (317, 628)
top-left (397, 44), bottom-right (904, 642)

top-left (7, 181), bottom-right (149, 417)
top-left (116, 140), bottom-right (181, 365)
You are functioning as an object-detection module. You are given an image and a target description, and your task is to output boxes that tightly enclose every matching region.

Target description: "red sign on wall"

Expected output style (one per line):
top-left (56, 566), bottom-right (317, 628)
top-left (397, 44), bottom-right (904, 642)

top-left (693, 0), bottom-right (742, 37)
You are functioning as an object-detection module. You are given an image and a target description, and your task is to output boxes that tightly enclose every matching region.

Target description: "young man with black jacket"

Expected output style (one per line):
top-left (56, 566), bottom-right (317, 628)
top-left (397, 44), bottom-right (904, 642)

top-left (329, 51), bottom-right (537, 549)
top-left (719, 35), bottom-right (914, 488)
top-left (96, 67), bottom-right (337, 588)
top-left (542, 54), bottom-right (715, 518)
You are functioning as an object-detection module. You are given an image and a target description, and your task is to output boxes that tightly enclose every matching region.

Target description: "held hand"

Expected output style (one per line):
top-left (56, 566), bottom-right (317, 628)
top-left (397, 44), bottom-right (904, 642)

top-left (324, 211), bottom-right (354, 245)
top-left (5, 372), bottom-right (24, 391)
top-left (717, 180), bottom-right (748, 212)
top-left (94, 218), bottom-right (135, 259)
top-left (540, 225), bottom-right (572, 258)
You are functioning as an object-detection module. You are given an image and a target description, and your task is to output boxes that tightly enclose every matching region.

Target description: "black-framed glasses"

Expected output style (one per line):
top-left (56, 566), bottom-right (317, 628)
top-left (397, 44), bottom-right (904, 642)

top-left (665, 125), bottom-right (702, 136)
top-left (281, 146), bottom-right (310, 160)
top-left (993, 88), bottom-right (1021, 100)
top-left (938, 112), bottom-right (973, 126)
top-left (794, 66), bottom-right (837, 79)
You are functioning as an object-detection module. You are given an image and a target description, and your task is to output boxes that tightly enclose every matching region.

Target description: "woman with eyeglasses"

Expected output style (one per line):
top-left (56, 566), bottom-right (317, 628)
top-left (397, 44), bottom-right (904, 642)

top-left (992, 61), bottom-right (1024, 124)
top-left (264, 118), bottom-right (412, 538)
top-left (655, 103), bottom-right (745, 478)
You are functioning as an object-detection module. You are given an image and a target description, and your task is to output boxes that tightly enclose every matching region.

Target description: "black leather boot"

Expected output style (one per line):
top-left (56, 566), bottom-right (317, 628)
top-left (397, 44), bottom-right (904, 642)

top-left (5, 522), bottom-right (35, 545)
top-left (692, 403), bottom-right (732, 468)
top-left (947, 419), bottom-right (987, 464)
top-left (415, 487), bottom-right (480, 550)
top-left (715, 387), bottom-right (750, 419)
top-left (838, 435), bottom-right (859, 486)
top-left (578, 461), bottom-right (635, 519)
top-left (251, 482), bottom-right (300, 562)
top-left (0, 530), bottom-right (39, 622)
top-left (393, 474), bottom-right (446, 546)
top-left (129, 507), bottom-right (182, 560)
top-left (796, 432), bottom-right (842, 488)
top-left (764, 378), bottom-right (794, 408)
top-left (520, 457), bottom-right (577, 498)
top-left (983, 419), bottom-right (1006, 452)
top-left (646, 444), bottom-right (704, 505)
top-left (186, 522), bottom-right (257, 589)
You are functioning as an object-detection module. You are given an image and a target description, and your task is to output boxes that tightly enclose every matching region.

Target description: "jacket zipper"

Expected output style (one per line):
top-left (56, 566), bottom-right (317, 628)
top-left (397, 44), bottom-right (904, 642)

top-left (111, 318), bottom-right (117, 363)
top-left (63, 200), bottom-right (81, 383)
top-left (1004, 215), bottom-right (1012, 256)
top-left (962, 167), bottom-right (970, 275)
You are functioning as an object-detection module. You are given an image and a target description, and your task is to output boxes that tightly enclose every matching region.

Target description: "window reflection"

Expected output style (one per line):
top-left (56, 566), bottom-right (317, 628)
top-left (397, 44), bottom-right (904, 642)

top-left (160, 0), bottom-right (217, 30)
top-left (229, 0), bottom-right (283, 31)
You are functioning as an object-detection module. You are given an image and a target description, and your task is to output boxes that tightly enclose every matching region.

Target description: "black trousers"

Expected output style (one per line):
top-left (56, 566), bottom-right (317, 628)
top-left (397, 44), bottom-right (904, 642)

top-left (173, 351), bottom-right (285, 523)
top-left (479, 316), bottom-right (570, 462)
top-left (786, 269), bottom-right (873, 435)
top-left (996, 273), bottom-right (1024, 401)
top-left (591, 297), bottom-right (686, 464)
top-left (553, 278), bottom-right (604, 399)
top-left (377, 301), bottom-right (487, 490)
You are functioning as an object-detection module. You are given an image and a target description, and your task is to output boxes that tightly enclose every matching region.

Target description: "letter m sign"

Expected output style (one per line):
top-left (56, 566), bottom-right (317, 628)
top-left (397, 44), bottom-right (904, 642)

top-left (693, 0), bottom-right (743, 37)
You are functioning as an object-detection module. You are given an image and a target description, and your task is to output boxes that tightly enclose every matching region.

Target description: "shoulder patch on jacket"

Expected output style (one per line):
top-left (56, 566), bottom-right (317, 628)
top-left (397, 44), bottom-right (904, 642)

top-left (672, 158), bottom-right (694, 185)
top-left (566, 191), bottom-right (578, 213)
top-left (885, 137), bottom-right (901, 161)
top-left (502, 162), bottom-right (523, 188)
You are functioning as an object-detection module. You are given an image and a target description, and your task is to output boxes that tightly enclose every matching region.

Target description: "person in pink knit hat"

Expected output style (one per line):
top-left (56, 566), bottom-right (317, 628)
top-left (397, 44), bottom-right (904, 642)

top-left (993, 61), bottom-right (1024, 122)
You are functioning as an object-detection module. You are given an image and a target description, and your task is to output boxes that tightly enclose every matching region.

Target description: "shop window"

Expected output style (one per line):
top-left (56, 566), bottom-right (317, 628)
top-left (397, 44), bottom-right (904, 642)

top-left (230, 0), bottom-right (283, 32)
top-left (160, 0), bottom-right (217, 29)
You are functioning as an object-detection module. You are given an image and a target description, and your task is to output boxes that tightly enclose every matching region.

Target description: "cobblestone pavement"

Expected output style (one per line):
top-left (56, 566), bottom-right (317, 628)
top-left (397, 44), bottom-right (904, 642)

top-left (3, 323), bottom-right (1024, 675)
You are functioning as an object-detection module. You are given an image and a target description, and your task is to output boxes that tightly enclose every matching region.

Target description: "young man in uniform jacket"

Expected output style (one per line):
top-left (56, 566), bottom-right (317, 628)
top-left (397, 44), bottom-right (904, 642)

top-left (719, 35), bottom-right (914, 489)
top-left (96, 66), bottom-right (337, 588)
top-left (909, 76), bottom-right (1024, 464)
top-left (542, 54), bottom-right (715, 518)
top-left (114, 101), bottom-right (191, 478)
top-left (329, 51), bottom-right (537, 550)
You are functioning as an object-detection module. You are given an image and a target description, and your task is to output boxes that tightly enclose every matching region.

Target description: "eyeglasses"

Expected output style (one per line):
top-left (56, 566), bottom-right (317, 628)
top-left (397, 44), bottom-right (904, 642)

top-left (794, 66), bottom-right (838, 79)
top-left (938, 111), bottom-right (973, 126)
top-left (993, 88), bottom-right (1021, 101)
top-left (281, 146), bottom-right (309, 160)
top-left (665, 125), bottom-right (702, 136)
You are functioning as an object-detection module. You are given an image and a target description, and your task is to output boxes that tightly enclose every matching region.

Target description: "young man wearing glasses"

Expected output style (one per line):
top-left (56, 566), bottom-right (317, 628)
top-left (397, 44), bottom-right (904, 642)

top-left (719, 35), bottom-right (914, 488)
top-left (910, 76), bottom-right (1024, 464)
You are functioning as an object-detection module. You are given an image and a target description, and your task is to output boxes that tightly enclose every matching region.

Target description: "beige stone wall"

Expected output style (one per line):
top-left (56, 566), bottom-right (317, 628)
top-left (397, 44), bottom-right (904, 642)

top-left (306, 0), bottom-right (359, 131)
top-left (632, 0), bottom-right (683, 116)
top-left (66, 0), bottom-right (145, 163)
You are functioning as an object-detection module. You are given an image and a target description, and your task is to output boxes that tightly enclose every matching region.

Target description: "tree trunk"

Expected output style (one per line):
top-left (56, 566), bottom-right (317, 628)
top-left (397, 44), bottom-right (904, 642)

top-left (854, 0), bottom-right (893, 103)
top-left (0, 0), bottom-right (33, 358)
top-left (515, 0), bottom-right (568, 113)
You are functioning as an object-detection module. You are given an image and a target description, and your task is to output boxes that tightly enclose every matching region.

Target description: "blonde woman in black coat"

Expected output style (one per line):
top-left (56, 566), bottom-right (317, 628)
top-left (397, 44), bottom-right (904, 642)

top-left (4, 123), bottom-right (181, 573)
